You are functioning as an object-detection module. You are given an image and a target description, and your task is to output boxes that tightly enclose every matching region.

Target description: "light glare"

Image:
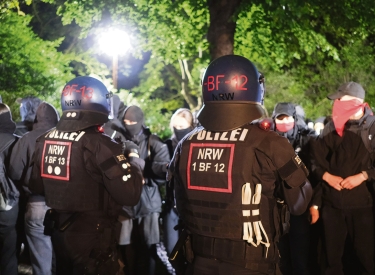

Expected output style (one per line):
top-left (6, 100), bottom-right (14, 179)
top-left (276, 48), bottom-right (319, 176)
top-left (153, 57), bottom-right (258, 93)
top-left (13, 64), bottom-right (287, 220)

top-left (98, 28), bottom-right (131, 56)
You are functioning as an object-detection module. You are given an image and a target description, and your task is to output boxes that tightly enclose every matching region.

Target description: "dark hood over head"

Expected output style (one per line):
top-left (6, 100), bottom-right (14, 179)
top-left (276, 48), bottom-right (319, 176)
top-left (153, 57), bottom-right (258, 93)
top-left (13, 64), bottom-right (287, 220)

top-left (112, 94), bottom-right (126, 119)
top-left (17, 96), bottom-right (42, 122)
top-left (0, 103), bottom-right (16, 134)
top-left (33, 102), bottom-right (60, 131)
top-left (102, 95), bottom-right (126, 138)
top-left (121, 105), bottom-right (145, 140)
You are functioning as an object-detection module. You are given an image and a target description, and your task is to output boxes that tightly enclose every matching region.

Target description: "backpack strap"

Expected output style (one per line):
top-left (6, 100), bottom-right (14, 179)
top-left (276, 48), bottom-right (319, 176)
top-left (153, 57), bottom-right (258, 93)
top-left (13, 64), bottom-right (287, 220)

top-left (0, 137), bottom-right (15, 155)
top-left (361, 115), bottom-right (375, 153)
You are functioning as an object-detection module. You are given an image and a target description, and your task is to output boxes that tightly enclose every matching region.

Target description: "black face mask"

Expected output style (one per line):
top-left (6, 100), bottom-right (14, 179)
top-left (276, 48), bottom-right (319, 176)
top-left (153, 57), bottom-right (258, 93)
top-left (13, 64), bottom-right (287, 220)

top-left (174, 127), bottom-right (192, 141)
top-left (124, 123), bottom-right (143, 138)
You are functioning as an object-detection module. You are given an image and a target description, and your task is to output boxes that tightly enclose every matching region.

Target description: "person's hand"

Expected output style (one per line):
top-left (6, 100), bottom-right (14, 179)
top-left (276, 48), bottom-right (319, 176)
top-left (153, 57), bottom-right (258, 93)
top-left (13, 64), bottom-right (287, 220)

top-left (323, 172), bottom-right (344, 191)
top-left (124, 141), bottom-right (140, 158)
top-left (309, 206), bottom-right (319, 224)
top-left (340, 173), bottom-right (366, 190)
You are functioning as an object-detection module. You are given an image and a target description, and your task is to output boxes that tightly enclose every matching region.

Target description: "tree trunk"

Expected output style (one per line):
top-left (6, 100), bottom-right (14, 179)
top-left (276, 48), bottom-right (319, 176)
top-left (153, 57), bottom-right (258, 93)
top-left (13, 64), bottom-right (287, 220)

top-left (164, 62), bottom-right (198, 110)
top-left (207, 0), bottom-right (243, 60)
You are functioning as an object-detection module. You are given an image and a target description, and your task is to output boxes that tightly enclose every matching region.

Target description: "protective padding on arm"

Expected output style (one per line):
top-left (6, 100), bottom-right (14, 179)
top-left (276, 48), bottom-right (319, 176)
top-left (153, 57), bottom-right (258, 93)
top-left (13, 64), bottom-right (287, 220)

top-left (278, 155), bottom-right (309, 188)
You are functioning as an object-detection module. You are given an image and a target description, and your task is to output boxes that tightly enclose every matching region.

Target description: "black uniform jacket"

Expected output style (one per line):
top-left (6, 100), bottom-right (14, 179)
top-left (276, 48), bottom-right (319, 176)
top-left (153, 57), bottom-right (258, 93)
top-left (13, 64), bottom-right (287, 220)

top-left (168, 123), bottom-right (312, 239)
top-left (132, 128), bottom-right (170, 182)
top-left (29, 126), bottom-right (144, 212)
top-left (310, 108), bottom-right (375, 209)
top-left (9, 102), bottom-right (59, 197)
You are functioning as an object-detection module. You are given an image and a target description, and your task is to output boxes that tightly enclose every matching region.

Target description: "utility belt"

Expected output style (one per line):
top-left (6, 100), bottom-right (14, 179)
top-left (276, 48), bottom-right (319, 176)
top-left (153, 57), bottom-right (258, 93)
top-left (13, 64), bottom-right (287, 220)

top-left (191, 234), bottom-right (275, 273)
top-left (169, 231), bottom-right (275, 274)
top-left (43, 209), bottom-right (79, 236)
top-left (43, 209), bottom-right (120, 238)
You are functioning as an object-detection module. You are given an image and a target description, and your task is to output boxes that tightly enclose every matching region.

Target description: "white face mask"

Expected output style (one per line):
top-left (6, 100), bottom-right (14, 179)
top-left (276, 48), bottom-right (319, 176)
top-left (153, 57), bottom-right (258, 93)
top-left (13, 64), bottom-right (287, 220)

top-left (275, 116), bottom-right (295, 132)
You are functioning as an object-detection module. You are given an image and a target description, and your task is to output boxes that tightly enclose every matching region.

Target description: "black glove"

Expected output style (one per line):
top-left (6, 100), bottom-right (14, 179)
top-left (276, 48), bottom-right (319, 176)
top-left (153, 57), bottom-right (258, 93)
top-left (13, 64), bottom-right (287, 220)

top-left (124, 141), bottom-right (140, 158)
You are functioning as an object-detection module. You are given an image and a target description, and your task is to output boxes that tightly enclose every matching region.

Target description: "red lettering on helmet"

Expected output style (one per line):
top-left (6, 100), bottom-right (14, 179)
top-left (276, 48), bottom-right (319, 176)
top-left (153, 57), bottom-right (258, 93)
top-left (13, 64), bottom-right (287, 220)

top-left (231, 75), bottom-right (248, 91)
top-left (85, 87), bottom-right (94, 99)
top-left (204, 74), bottom-right (250, 91)
top-left (79, 86), bottom-right (94, 99)
top-left (62, 84), bottom-right (78, 97)
top-left (70, 84), bottom-right (78, 94)
top-left (62, 85), bottom-right (71, 96)
top-left (207, 76), bottom-right (215, 91)
top-left (238, 75), bottom-right (248, 90)
top-left (216, 75), bottom-right (224, 90)
top-left (63, 84), bottom-right (94, 99)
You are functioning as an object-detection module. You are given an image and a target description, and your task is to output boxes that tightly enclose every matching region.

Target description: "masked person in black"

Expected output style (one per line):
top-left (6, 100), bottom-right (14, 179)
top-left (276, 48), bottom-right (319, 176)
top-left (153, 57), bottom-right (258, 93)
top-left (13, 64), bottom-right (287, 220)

top-left (163, 109), bottom-right (195, 259)
top-left (310, 82), bottom-right (375, 275)
top-left (29, 76), bottom-right (144, 275)
top-left (167, 55), bottom-right (313, 275)
top-left (271, 103), bottom-right (317, 275)
top-left (9, 102), bottom-right (60, 275)
top-left (117, 105), bottom-right (170, 275)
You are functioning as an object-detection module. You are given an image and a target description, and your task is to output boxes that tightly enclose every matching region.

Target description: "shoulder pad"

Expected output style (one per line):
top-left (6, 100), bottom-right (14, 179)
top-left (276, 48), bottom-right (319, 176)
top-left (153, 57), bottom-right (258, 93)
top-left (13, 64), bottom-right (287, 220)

top-left (258, 118), bottom-right (273, 131)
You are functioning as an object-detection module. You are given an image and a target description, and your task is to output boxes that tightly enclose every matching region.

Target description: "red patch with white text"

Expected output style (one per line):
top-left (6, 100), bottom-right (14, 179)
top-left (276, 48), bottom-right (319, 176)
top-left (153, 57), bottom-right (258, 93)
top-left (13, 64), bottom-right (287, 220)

top-left (187, 143), bottom-right (234, 193)
top-left (41, 141), bottom-right (72, 181)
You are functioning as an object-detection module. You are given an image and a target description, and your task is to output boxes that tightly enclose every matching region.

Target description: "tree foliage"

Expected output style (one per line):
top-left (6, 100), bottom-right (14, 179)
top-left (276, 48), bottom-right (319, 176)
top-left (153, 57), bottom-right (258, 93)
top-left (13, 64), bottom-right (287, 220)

top-left (0, 11), bottom-right (74, 118)
top-left (4, 0), bottom-right (375, 128)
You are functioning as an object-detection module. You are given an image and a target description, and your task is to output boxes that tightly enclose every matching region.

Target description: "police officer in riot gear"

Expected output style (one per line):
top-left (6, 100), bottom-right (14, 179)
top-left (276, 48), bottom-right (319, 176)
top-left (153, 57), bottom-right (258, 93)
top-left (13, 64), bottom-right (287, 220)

top-left (167, 55), bottom-right (313, 275)
top-left (29, 76), bottom-right (144, 275)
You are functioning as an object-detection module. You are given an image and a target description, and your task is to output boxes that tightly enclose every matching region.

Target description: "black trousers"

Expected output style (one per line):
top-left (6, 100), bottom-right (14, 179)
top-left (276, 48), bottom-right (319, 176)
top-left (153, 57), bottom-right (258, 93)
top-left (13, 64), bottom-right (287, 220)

top-left (321, 205), bottom-right (374, 275)
top-left (0, 204), bottom-right (18, 275)
top-left (50, 212), bottom-right (119, 275)
top-left (278, 212), bottom-right (311, 275)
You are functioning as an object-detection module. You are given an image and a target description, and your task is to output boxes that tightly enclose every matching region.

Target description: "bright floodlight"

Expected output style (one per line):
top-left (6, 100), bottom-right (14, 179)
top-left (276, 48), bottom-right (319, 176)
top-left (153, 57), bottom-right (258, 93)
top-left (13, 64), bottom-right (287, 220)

top-left (98, 28), bottom-right (131, 56)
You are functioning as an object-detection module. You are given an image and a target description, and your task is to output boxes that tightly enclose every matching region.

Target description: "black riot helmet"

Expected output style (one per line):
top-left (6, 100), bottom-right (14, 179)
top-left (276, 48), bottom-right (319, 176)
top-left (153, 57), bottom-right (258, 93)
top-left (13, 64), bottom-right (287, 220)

top-left (197, 55), bottom-right (266, 132)
top-left (56, 76), bottom-right (112, 132)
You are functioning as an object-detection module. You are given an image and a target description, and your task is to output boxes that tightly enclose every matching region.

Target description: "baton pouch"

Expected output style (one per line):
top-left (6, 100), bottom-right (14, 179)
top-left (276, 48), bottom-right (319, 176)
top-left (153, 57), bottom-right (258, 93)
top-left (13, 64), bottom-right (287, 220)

top-left (277, 200), bottom-right (290, 236)
top-left (43, 209), bottom-right (58, 236)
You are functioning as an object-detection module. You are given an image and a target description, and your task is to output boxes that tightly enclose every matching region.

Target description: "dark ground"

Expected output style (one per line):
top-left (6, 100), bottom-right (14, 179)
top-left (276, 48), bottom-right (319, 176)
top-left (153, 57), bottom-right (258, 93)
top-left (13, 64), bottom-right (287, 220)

top-left (17, 242), bottom-right (174, 275)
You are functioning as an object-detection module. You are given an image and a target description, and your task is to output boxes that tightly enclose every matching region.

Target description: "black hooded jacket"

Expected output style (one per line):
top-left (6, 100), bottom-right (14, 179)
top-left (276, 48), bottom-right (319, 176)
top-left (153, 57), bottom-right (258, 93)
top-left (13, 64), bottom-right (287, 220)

top-left (272, 104), bottom-right (316, 186)
top-left (310, 107), bottom-right (375, 209)
top-left (120, 126), bottom-right (170, 217)
top-left (9, 102), bottom-right (59, 198)
top-left (0, 110), bottom-right (19, 215)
